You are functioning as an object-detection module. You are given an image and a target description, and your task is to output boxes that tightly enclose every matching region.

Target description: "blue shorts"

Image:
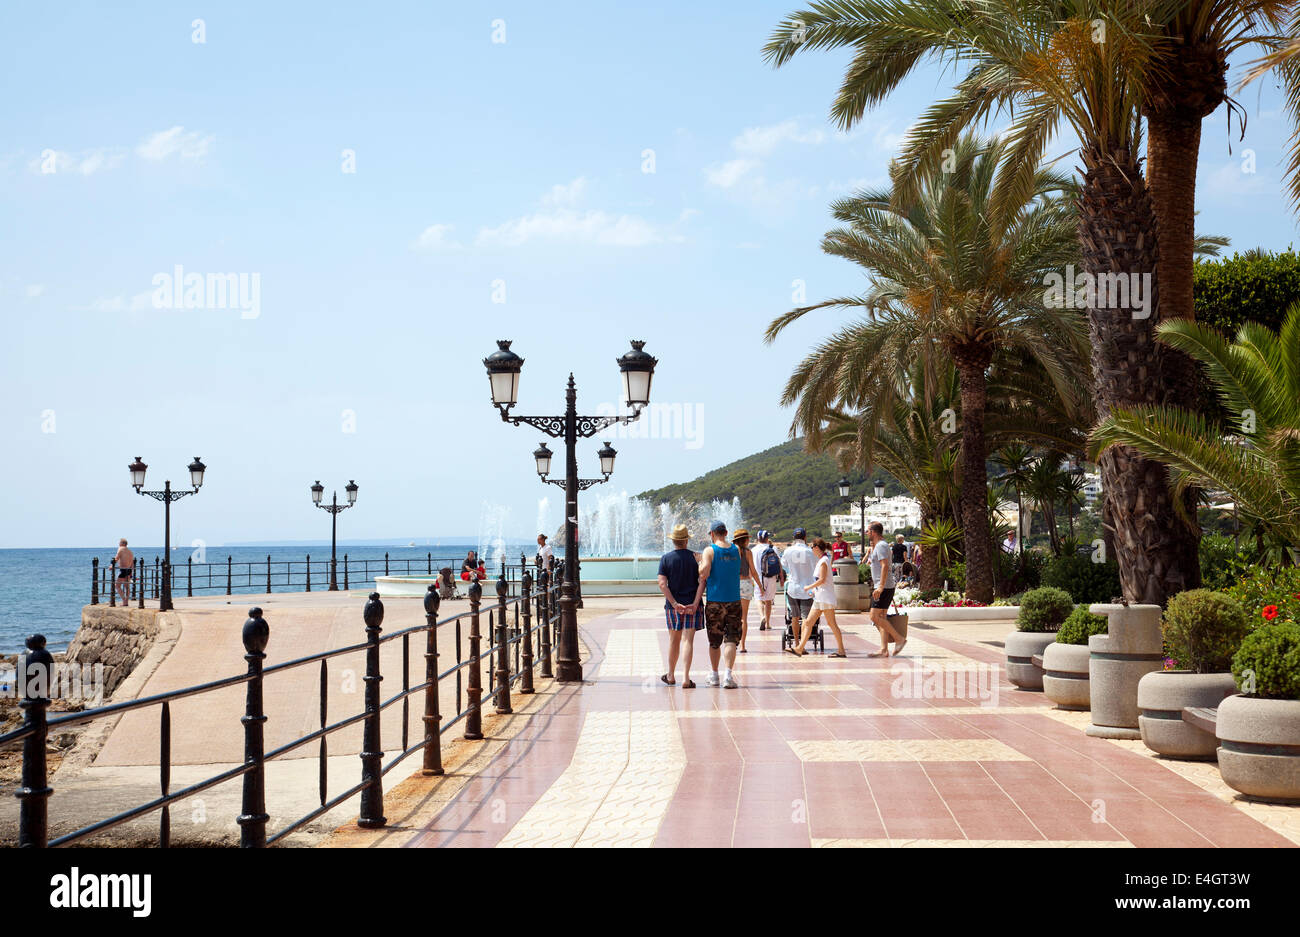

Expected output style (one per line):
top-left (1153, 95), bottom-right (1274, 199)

top-left (665, 605), bottom-right (705, 631)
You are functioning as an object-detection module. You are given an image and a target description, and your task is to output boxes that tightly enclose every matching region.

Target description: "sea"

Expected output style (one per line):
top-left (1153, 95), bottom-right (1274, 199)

top-left (0, 542), bottom-right (536, 655)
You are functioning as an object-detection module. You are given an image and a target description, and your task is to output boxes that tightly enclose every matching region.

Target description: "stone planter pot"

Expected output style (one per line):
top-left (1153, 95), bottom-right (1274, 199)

top-left (1042, 642), bottom-right (1091, 711)
top-left (1137, 671), bottom-right (1238, 759)
top-left (1216, 694), bottom-right (1300, 803)
top-left (1086, 604), bottom-right (1164, 740)
top-left (1004, 631), bottom-right (1058, 690)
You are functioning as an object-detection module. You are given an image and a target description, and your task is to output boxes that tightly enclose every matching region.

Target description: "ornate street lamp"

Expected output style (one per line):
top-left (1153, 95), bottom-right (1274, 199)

top-left (839, 476), bottom-right (887, 554)
top-left (129, 456), bottom-right (206, 612)
top-left (311, 479), bottom-right (358, 591)
top-left (486, 340), bottom-right (656, 682)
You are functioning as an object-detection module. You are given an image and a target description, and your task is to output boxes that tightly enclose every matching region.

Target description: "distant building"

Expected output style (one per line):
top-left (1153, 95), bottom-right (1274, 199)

top-left (1081, 472), bottom-right (1102, 505)
top-left (830, 495), bottom-right (923, 537)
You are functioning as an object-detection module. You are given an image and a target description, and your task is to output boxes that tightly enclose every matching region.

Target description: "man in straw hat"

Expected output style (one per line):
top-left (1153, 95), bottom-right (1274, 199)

top-left (657, 523), bottom-right (704, 688)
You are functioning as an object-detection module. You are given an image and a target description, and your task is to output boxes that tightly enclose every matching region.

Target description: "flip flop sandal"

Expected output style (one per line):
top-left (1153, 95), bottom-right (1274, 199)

top-left (660, 674), bottom-right (675, 686)
top-left (828, 652), bottom-right (847, 659)
top-left (682, 680), bottom-right (696, 688)
top-left (740, 648), bottom-right (748, 653)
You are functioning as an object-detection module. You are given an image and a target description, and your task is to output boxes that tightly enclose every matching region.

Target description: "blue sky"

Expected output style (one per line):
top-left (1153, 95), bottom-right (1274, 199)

top-left (2, 1), bottom-right (1297, 549)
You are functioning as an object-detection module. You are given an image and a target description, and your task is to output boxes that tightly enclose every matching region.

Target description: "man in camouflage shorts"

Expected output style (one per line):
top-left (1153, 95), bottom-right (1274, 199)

top-left (693, 520), bottom-right (743, 689)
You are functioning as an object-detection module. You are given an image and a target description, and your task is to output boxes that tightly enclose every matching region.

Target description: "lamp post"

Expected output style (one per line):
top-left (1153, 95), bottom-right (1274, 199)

top-left (485, 339), bottom-right (656, 683)
top-left (838, 477), bottom-right (885, 556)
top-left (129, 456), bottom-right (206, 612)
top-left (311, 479), bottom-right (358, 591)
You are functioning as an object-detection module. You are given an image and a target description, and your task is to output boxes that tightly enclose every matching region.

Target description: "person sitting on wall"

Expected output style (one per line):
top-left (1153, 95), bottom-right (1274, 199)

top-left (460, 550), bottom-right (479, 581)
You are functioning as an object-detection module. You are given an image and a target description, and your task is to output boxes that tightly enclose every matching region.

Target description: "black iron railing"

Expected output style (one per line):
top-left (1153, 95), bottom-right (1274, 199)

top-left (90, 553), bottom-right (535, 606)
top-left (7, 560), bottom-right (564, 847)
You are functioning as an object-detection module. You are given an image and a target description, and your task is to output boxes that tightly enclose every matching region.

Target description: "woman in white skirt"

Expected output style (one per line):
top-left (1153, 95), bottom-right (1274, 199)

top-left (787, 537), bottom-right (847, 657)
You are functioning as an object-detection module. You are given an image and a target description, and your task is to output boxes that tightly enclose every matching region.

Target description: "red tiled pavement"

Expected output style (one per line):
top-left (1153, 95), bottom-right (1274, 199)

top-left (405, 603), bottom-right (1296, 848)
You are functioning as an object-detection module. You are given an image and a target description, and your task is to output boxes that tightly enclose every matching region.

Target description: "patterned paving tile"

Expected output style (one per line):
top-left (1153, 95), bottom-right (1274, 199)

top-left (813, 838), bottom-right (1134, 848)
top-left (676, 706), bottom-right (1032, 718)
top-left (595, 629), bottom-right (666, 679)
top-left (788, 738), bottom-right (1031, 762)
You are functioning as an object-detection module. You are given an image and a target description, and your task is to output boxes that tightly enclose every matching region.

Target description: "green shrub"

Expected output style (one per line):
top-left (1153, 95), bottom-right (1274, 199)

top-left (1016, 587), bottom-right (1075, 632)
top-left (1232, 622), bottom-right (1300, 699)
top-left (1194, 249), bottom-right (1300, 337)
top-left (1040, 555), bottom-right (1122, 604)
top-left (1198, 533), bottom-right (1255, 591)
top-left (1161, 589), bottom-right (1252, 673)
top-left (1056, 607), bottom-right (1108, 645)
top-left (942, 562), bottom-right (966, 591)
top-left (1224, 565), bottom-right (1300, 625)
top-left (918, 588), bottom-right (942, 602)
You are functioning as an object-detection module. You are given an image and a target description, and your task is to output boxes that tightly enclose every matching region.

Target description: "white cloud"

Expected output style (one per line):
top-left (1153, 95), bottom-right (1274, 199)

top-left (29, 148), bottom-right (124, 175)
top-left (539, 177), bottom-right (588, 208)
top-left (136, 127), bottom-right (213, 162)
top-left (413, 224), bottom-right (462, 251)
top-left (478, 210), bottom-right (663, 247)
top-left (705, 158), bottom-right (758, 188)
top-left (25, 284), bottom-right (45, 298)
top-left (732, 120), bottom-right (825, 156)
top-left (474, 177), bottom-right (678, 248)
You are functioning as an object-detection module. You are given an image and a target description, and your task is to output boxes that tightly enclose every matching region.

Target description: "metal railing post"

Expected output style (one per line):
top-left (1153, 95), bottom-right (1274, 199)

top-left (358, 592), bottom-right (386, 828)
top-left (538, 567), bottom-right (552, 678)
top-left (306, 554), bottom-right (311, 593)
top-left (139, 563), bottom-right (146, 609)
top-left (494, 576), bottom-right (512, 714)
top-left (421, 586), bottom-right (444, 776)
top-left (343, 554), bottom-right (349, 591)
top-left (109, 559), bottom-right (117, 608)
top-left (237, 608), bottom-right (270, 847)
top-left (520, 570), bottom-right (535, 694)
top-left (16, 635), bottom-right (54, 847)
top-left (226, 556), bottom-right (232, 595)
top-left (385, 552), bottom-right (390, 576)
top-left (266, 555), bottom-right (272, 594)
top-left (91, 557), bottom-right (99, 605)
top-left (187, 556), bottom-right (192, 597)
top-left (465, 581), bottom-right (484, 740)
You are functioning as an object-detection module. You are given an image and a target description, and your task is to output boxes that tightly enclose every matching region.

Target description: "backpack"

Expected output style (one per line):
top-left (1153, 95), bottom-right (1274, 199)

top-left (760, 545), bottom-right (781, 579)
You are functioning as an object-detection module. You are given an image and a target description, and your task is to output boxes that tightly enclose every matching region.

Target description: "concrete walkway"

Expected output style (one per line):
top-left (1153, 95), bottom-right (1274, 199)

top-left (352, 598), bottom-right (1299, 848)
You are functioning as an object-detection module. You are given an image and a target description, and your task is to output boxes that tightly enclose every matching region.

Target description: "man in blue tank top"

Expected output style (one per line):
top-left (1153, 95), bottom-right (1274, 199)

top-left (692, 520), bottom-right (743, 689)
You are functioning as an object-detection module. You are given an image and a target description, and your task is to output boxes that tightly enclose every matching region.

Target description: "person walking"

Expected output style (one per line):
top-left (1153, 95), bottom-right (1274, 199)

top-left (781, 528), bottom-right (816, 645)
top-left (657, 524), bottom-right (703, 688)
top-left (731, 528), bottom-right (762, 653)
top-left (788, 538), bottom-right (847, 657)
top-left (865, 522), bottom-right (906, 656)
top-left (692, 520), bottom-right (743, 689)
top-left (751, 530), bottom-right (783, 631)
top-left (536, 534), bottom-right (554, 572)
top-left (113, 538), bottom-right (134, 606)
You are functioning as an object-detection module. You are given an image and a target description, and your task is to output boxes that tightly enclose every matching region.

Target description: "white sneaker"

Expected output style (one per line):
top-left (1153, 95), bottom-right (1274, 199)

top-left (723, 674), bottom-right (738, 689)
top-left (705, 672), bottom-right (720, 687)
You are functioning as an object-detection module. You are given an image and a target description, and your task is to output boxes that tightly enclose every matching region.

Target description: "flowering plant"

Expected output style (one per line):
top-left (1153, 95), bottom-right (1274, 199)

top-left (1224, 566), bottom-right (1300, 625)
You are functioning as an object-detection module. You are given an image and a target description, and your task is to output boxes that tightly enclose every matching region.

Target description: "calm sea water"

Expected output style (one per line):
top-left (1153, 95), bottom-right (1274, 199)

top-left (0, 542), bottom-right (535, 654)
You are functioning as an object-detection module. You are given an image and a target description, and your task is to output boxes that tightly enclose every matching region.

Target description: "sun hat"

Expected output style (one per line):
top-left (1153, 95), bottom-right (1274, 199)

top-left (670, 523), bottom-right (690, 542)
top-left (732, 528), bottom-right (749, 541)
top-left (709, 520), bottom-right (728, 534)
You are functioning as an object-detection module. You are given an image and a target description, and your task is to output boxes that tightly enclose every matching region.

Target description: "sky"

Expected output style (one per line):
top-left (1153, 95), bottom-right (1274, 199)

top-left (2, 1), bottom-right (1297, 549)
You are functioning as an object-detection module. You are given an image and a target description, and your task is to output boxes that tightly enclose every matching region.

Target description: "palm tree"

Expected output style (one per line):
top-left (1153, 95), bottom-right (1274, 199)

top-left (1026, 457), bottom-right (1066, 555)
top-left (766, 135), bottom-right (1083, 602)
top-left (763, 0), bottom-right (1205, 604)
top-left (1092, 305), bottom-right (1300, 557)
top-left (993, 443), bottom-right (1035, 554)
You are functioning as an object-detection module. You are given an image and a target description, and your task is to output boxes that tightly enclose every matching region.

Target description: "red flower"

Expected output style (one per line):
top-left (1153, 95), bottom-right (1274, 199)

top-left (1263, 605), bottom-right (1280, 621)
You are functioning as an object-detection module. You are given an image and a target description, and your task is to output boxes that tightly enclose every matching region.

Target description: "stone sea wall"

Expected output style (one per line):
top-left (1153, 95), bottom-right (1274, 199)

top-left (67, 606), bottom-right (161, 696)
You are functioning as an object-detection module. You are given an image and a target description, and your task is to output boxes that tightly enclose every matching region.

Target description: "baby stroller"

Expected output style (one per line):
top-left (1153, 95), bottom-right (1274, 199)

top-left (781, 596), bottom-right (825, 653)
top-left (437, 567), bottom-right (458, 600)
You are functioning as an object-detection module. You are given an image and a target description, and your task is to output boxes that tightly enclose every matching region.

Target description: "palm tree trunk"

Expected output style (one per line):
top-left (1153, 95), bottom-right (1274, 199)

top-left (1077, 145), bottom-right (1201, 604)
top-left (953, 345), bottom-right (993, 604)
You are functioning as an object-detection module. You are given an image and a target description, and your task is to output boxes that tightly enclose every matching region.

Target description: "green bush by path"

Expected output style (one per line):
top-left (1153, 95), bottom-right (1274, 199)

top-left (1198, 533), bottom-right (1255, 591)
top-left (1040, 554), bottom-right (1122, 604)
top-left (1232, 622), bottom-right (1300, 699)
top-left (1056, 607), bottom-right (1108, 645)
top-left (1016, 586), bottom-right (1075, 632)
top-left (1194, 249), bottom-right (1300, 336)
top-left (1161, 589), bottom-right (1252, 673)
top-left (1224, 566), bottom-right (1300, 626)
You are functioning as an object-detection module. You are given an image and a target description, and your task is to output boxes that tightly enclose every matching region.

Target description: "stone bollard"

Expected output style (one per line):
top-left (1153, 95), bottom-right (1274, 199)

top-left (1086, 603), bottom-right (1164, 739)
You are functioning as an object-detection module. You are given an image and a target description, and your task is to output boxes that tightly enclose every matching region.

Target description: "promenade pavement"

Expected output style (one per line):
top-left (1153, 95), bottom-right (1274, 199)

top-left (341, 598), bottom-right (1299, 848)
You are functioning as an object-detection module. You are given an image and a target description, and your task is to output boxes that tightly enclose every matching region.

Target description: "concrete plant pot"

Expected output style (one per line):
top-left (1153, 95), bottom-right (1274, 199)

top-left (1086, 604), bottom-right (1164, 740)
top-left (1216, 694), bottom-right (1300, 803)
top-left (1042, 642), bottom-right (1091, 711)
top-left (1137, 671), bottom-right (1238, 759)
top-left (1004, 631), bottom-right (1058, 690)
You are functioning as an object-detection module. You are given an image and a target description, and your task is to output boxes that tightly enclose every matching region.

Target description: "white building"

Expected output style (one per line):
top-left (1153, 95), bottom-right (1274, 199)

top-left (1081, 471), bottom-right (1102, 505)
top-left (830, 495), bottom-right (923, 537)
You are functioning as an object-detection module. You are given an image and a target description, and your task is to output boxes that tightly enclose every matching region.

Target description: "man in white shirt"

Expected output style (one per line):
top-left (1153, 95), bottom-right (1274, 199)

top-left (536, 534), bottom-right (554, 572)
top-left (780, 528), bottom-right (816, 640)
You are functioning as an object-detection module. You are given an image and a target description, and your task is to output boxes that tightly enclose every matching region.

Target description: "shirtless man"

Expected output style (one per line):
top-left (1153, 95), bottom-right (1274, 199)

top-left (114, 538), bottom-right (135, 605)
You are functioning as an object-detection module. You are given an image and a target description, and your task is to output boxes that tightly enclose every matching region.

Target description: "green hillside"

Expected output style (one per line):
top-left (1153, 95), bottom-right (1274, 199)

top-left (637, 439), bottom-right (906, 541)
